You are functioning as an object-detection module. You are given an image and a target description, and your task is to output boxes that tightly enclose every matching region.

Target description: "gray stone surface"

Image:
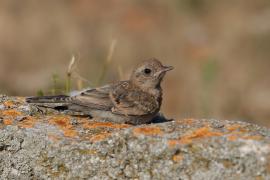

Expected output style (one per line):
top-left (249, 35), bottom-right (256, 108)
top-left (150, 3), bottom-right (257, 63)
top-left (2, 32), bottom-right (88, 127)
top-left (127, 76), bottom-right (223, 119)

top-left (1, 95), bottom-right (270, 179)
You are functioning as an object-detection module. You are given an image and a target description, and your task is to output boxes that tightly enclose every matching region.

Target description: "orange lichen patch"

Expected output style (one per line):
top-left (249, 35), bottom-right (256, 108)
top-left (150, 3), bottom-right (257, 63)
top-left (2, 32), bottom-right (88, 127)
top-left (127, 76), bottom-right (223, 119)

top-left (241, 135), bottom-right (263, 140)
top-left (177, 118), bottom-right (194, 125)
top-left (227, 134), bottom-right (263, 141)
top-left (49, 116), bottom-right (78, 138)
top-left (226, 124), bottom-right (263, 141)
top-left (226, 124), bottom-right (248, 133)
top-left (226, 131), bottom-right (245, 140)
top-left (3, 101), bottom-right (15, 108)
top-left (48, 134), bottom-right (62, 142)
top-left (167, 140), bottom-right (180, 147)
top-left (49, 116), bottom-right (73, 128)
top-left (3, 119), bottom-right (13, 125)
top-left (2, 109), bottom-right (22, 117)
top-left (230, 131), bottom-right (245, 136)
top-left (172, 154), bottom-right (183, 162)
top-left (168, 127), bottom-right (223, 147)
top-left (89, 132), bottom-right (112, 142)
top-left (18, 117), bottom-right (37, 128)
top-left (183, 127), bottom-right (223, 140)
top-left (226, 124), bottom-right (242, 131)
top-left (177, 137), bottom-right (192, 145)
top-left (78, 118), bottom-right (130, 129)
top-left (63, 129), bottom-right (78, 138)
top-left (227, 135), bottom-right (238, 141)
top-left (133, 126), bottom-right (163, 136)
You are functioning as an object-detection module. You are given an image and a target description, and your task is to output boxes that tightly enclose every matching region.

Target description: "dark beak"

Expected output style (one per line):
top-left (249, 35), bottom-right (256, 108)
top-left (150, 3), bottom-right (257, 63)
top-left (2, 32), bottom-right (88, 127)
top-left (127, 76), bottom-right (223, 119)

top-left (161, 65), bottom-right (174, 72)
top-left (154, 65), bottom-right (174, 77)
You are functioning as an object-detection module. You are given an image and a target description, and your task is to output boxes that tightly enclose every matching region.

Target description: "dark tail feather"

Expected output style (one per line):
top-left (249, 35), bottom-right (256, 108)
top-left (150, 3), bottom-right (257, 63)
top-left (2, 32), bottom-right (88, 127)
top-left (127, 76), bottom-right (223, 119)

top-left (26, 95), bottom-right (71, 110)
top-left (26, 95), bottom-right (70, 103)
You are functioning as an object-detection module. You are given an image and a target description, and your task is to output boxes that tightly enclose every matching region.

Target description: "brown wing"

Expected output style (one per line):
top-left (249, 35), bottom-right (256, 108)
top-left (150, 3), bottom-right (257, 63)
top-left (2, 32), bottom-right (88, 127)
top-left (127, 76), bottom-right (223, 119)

top-left (110, 82), bottom-right (159, 116)
top-left (71, 84), bottom-right (115, 111)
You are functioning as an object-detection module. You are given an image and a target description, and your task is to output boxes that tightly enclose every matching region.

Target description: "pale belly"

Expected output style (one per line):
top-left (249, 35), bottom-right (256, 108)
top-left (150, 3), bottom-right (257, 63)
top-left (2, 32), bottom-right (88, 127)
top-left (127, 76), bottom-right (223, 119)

top-left (89, 109), bottom-right (157, 125)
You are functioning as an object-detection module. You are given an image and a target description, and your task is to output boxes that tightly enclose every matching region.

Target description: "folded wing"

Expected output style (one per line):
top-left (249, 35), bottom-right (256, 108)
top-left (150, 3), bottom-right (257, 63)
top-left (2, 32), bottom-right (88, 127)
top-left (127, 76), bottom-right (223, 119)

top-left (110, 82), bottom-right (159, 116)
top-left (72, 84), bottom-right (115, 111)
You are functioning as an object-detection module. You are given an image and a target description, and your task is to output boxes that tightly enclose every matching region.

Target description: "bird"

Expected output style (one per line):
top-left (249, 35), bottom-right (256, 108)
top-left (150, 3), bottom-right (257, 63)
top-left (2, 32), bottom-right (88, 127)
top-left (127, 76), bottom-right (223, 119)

top-left (26, 58), bottom-right (173, 125)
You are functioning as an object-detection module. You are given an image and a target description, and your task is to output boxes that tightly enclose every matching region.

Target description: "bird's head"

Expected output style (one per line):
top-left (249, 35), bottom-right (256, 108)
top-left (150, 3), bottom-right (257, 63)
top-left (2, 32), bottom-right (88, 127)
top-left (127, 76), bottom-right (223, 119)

top-left (130, 58), bottom-right (173, 91)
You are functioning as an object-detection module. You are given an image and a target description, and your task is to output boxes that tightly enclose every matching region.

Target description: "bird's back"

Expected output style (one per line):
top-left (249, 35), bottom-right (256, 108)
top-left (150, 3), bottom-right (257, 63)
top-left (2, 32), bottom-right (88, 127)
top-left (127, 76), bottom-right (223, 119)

top-left (26, 81), bottom-right (161, 124)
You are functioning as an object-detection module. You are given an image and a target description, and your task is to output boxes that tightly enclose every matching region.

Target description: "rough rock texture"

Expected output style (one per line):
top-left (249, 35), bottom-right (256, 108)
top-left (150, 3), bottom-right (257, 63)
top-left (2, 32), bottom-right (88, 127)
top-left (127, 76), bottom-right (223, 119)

top-left (1, 95), bottom-right (270, 180)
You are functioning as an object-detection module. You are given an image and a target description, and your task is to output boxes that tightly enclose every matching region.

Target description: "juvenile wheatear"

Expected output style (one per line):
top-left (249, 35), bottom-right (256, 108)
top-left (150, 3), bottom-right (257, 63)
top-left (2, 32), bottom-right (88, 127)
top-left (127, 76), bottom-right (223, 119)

top-left (27, 58), bottom-right (173, 125)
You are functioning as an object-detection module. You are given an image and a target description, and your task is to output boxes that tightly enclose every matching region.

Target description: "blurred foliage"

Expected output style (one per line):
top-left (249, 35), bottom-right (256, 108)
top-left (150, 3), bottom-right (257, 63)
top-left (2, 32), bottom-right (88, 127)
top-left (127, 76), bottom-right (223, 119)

top-left (177, 0), bottom-right (206, 12)
top-left (200, 59), bottom-right (219, 116)
top-left (51, 74), bottom-right (59, 95)
top-left (36, 90), bottom-right (44, 97)
top-left (201, 59), bottom-right (219, 85)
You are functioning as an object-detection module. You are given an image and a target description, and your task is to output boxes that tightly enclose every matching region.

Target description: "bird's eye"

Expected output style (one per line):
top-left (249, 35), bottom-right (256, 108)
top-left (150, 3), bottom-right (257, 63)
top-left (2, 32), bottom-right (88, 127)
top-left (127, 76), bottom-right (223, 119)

top-left (144, 68), bottom-right (152, 74)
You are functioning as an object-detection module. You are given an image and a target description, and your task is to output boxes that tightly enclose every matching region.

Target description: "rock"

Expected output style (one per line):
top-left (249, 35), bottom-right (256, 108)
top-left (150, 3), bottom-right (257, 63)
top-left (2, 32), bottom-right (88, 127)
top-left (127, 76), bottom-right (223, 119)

top-left (0, 95), bottom-right (270, 179)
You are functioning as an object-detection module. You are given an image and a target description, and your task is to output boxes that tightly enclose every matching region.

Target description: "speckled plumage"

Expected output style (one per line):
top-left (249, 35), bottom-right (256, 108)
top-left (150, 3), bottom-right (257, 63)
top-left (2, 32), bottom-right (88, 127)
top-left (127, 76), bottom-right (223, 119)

top-left (26, 58), bottom-right (173, 125)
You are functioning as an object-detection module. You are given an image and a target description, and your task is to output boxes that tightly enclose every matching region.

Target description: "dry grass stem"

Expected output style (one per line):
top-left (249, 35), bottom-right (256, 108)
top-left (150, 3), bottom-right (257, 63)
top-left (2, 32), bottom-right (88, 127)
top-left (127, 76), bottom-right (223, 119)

top-left (66, 55), bottom-right (77, 93)
top-left (117, 66), bottom-right (125, 80)
top-left (97, 39), bottom-right (118, 85)
top-left (106, 39), bottom-right (117, 63)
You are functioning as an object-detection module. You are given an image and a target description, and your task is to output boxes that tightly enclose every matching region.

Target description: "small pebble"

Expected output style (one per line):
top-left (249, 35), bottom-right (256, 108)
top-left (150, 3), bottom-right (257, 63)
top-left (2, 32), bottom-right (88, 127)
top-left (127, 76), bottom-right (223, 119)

top-left (18, 105), bottom-right (31, 114)
top-left (0, 104), bottom-right (5, 110)
top-left (15, 116), bottom-right (27, 122)
top-left (212, 122), bottom-right (225, 129)
top-left (71, 118), bottom-right (78, 125)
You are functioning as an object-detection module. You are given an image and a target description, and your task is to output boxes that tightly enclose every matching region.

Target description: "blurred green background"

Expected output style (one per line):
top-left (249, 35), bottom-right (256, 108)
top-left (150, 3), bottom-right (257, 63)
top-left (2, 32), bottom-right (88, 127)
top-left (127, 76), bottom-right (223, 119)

top-left (0, 0), bottom-right (270, 126)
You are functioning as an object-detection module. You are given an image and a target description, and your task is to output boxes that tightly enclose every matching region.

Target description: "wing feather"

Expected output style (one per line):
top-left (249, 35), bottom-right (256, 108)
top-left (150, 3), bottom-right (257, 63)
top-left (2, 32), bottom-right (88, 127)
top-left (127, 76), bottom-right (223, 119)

top-left (110, 82), bottom-right (159, 116)
top-left (72, 84), bottom-right (114, 110)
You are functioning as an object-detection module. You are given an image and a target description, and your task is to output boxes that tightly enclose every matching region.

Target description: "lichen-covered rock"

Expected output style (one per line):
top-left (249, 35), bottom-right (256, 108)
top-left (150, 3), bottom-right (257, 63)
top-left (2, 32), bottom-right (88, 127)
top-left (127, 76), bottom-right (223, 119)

top-left (1, 95), bottom-right (270, 179)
